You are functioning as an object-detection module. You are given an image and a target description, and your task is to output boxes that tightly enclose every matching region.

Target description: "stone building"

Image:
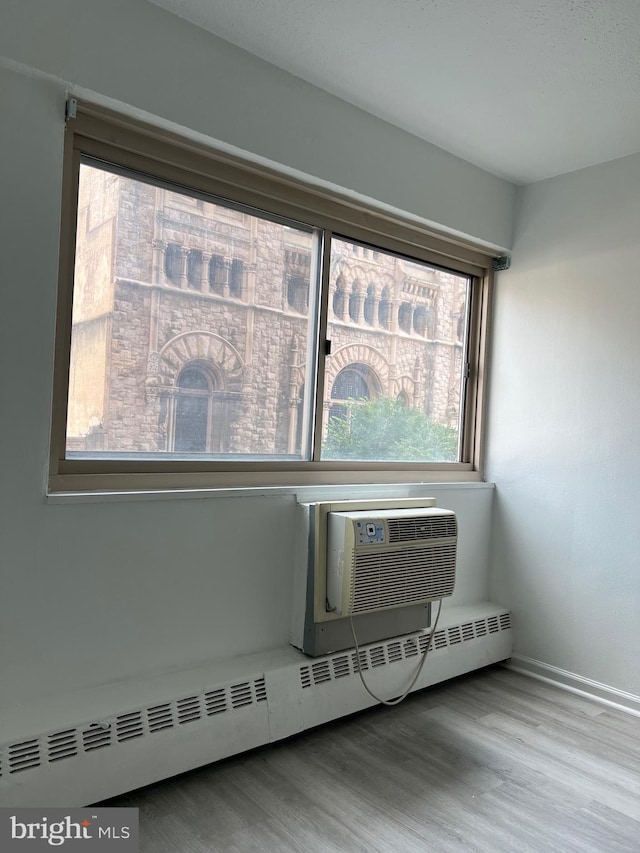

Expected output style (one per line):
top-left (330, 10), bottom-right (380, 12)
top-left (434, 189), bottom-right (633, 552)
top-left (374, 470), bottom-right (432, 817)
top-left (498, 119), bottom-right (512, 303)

top-left (67, 163), bottom-right (468, 458)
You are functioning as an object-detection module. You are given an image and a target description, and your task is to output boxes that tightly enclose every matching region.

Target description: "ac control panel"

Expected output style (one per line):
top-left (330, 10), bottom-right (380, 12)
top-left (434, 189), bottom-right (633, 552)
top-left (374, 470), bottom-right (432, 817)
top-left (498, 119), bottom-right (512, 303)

top-left (355, 520), bottom-right (385, 546)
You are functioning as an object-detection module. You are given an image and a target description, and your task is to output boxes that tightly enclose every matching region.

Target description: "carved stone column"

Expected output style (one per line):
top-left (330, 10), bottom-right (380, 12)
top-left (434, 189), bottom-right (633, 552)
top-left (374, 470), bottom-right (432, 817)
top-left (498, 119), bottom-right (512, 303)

top-left (222, 257), bottom-right (232, 298)
top-left (152, 239), bottom-right (167, 285)
top-left (413, 357), bottom-right (423, 407)
top-left (179, 246), bottom-right (189, 289)
top-left (201, 252), bottom-right (211, 294)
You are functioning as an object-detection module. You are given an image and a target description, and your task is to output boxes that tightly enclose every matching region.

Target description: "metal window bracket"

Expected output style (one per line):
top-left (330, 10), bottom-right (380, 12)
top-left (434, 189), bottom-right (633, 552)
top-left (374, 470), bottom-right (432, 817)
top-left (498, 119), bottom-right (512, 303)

top-left (492, 256), bottom-right (511, 271)
top-left (65, 98), bottom-right (78, 122)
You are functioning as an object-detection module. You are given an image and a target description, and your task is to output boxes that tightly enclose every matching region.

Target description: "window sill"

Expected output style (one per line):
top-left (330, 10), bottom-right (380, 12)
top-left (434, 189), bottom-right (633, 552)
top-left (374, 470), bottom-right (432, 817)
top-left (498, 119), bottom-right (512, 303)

top-left (46, 479), bottom-right (492, 505)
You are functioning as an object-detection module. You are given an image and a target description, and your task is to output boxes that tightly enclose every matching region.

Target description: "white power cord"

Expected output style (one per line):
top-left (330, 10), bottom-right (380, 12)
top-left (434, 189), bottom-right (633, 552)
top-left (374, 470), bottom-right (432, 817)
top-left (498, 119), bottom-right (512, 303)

top-left (348, 599), bottom-right (443, 707)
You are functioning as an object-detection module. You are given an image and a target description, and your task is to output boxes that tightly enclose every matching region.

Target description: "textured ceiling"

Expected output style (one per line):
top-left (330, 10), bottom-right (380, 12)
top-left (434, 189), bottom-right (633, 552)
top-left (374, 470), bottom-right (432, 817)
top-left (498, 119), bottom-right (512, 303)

top-left (149, 0), bottom-right (640, 184)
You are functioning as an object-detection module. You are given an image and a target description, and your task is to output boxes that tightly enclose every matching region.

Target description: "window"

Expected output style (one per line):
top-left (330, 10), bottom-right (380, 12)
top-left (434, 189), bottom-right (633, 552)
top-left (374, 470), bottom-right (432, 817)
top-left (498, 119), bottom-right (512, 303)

top-left (230, 258), bottom-right (244, 298)
top-left (51, 104), bottom-right (493, 491)
top-left (398, 302), bottom-right (413, 334)
top-left (209, 254), bottom-right (226, 293)
top-left (187, 250), bottom-right (203, 290)
top-left (165, 243), bottom-right (183, 285)
top-left (328, 364), bottom-right (374, 423)
top-left (174, 365), bottom-right (214, 453)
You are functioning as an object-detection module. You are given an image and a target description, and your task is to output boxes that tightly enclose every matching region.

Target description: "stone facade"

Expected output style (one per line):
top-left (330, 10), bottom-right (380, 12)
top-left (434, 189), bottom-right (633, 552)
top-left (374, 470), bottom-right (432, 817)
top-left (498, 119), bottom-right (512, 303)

top-left (68, 164), bottom-right (468, 457)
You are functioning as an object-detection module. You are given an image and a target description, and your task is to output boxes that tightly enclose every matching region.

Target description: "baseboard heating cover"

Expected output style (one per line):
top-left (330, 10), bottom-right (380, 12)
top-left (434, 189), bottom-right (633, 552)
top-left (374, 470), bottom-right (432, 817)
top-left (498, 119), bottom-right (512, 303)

top-left (0, 603), bottom-right (512, 807)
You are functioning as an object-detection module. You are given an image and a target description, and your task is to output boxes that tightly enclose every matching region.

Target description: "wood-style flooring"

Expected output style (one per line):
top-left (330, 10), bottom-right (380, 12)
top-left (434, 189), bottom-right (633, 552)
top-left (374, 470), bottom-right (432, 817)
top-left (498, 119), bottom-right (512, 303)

top-left (104, 666), bottom-right (640, 852)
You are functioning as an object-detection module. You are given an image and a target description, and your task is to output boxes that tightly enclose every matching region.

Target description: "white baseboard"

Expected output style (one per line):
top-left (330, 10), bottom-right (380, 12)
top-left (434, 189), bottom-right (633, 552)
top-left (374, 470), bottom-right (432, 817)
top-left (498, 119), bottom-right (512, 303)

top-left (505, 655), bottom-right (640, 718)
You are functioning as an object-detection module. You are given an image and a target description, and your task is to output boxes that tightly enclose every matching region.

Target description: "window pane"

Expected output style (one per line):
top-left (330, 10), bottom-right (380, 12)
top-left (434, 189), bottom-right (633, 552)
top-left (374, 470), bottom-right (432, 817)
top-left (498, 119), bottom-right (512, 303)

top-left (321, 237), bottom-right (470, 462)
top-left (66, 161), bottom-right (319, 460)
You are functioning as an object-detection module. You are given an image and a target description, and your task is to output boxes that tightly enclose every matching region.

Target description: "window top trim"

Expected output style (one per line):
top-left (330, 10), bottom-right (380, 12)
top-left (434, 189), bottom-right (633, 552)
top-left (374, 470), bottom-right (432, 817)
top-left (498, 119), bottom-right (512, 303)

top-left (69, 102), bottom-right (495, 279)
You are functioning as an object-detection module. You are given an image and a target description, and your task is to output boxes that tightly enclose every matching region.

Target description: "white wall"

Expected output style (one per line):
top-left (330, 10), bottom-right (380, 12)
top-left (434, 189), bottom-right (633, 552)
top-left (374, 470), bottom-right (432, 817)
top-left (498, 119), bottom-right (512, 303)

top-left (0, 0), bottom-right (515, 250)
top-left (486, 153), bottom-right (640, 695)
top-left (0, 51), bottom-right (499, 745)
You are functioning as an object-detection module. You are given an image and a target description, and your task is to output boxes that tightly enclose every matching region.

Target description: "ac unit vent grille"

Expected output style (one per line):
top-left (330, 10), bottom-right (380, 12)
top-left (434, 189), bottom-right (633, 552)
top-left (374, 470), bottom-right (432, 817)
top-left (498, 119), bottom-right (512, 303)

top-left (387, 514), bottom-right (457, 543)
top-left (350, 544), bottom-right (456, 613)
top-left (299, 611), bottom-right (512, 688)
top-left (1, 675), bottom-right (268, 777)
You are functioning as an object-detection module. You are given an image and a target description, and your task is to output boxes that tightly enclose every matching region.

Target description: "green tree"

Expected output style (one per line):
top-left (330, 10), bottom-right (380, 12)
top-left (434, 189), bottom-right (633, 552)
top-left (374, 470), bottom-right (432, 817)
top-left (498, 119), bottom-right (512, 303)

top-left (323, 397), bottom-right (458, 462)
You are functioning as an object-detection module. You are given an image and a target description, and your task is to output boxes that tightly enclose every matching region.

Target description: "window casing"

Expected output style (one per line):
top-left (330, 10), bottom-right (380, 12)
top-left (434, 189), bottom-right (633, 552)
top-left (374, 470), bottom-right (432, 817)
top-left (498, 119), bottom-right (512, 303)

top-left (50, 103), bottom-right (494, 492)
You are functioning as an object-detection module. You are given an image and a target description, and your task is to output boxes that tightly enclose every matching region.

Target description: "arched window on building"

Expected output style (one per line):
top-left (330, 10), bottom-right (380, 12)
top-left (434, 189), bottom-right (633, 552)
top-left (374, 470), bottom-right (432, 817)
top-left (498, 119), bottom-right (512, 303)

top-left (287, 276), bottom-right (308, 313)
top-left (329, 363), bottom-right (373, 422)
top-left (363, 284), bottom-right (376, 325)
top-left (230, 258), bottom-right (244, 298)
top-left (413, 305), bottom-right (428, 336)
top-left (413, 305), bottom-right (436, 340)
top-left (187, 249), bottom-right (202, 289)
top-left (174, 363), bottom-right (215, 453)
top-left (398, 301), bottom-right (413, 333)
top-left (397, 390), bottom-right (409, 407)
top-left (209, 254), bottom-right (226, 293)
top-left (165, 243), bottom-right (182, 285)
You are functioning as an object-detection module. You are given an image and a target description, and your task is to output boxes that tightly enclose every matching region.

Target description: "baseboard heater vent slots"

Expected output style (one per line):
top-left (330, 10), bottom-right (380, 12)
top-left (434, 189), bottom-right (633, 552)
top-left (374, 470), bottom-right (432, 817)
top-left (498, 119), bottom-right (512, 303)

top-left (299, 610), bottom-right (512, 689)
top-left (0, 676), bottom-right (267, 779)
top-left (0, 605), bottom-right (512, 807)
top-left (8, 740), bottom-right (41, 774)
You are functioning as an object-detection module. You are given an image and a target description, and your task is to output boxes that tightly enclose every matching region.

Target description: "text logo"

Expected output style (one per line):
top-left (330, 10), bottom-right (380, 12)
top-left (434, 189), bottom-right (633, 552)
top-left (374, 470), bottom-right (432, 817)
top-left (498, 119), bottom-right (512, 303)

top-left (0, 809), bottom-right (138, 851)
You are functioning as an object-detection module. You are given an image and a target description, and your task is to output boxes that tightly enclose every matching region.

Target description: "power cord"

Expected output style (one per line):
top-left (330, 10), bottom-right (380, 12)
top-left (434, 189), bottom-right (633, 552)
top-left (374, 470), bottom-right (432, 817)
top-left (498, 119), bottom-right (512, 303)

top-left (348, 599), bottom-right (443, 707)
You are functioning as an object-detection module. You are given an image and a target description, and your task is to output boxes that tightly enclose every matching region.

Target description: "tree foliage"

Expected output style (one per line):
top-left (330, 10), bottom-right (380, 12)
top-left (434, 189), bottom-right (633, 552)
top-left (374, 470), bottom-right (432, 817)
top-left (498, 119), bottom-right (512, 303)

top-left (323, 397), bottom-right (458, 462)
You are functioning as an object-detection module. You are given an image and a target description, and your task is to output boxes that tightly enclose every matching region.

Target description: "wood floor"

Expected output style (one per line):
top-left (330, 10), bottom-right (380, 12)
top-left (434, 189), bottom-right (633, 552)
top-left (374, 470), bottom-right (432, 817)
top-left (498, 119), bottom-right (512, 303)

top-left (104, 666), bottom-right (640, 852)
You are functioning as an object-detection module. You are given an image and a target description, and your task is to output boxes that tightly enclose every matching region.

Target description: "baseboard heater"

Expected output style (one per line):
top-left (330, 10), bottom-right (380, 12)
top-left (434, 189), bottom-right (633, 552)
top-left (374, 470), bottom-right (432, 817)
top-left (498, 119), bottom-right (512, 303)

top-left (0, 602), bottom-right (512, 807)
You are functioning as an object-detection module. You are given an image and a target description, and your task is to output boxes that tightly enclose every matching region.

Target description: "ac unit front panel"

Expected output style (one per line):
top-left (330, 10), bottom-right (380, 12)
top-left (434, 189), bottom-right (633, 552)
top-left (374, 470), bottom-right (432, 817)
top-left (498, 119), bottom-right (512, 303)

top-left (326, 508), bottom-right (457, 618)
top-left (349, 542), bottom-right (457, 614)
top-left (306, 499), bottom-right (438, 627)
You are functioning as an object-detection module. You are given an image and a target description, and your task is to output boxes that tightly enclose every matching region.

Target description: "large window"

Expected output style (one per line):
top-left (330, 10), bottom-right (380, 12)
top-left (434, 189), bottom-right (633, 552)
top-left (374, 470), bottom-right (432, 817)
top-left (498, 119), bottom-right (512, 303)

top-left (51, 104), bottom-right (493, 491)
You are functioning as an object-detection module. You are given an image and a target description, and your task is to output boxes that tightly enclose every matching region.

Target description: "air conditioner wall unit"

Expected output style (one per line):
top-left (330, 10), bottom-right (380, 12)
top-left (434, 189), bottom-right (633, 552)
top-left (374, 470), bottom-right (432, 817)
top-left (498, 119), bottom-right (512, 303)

top-left (291, 499), bottom-right (457, 656)
top-left (326, 507), bottom-right (457, 617)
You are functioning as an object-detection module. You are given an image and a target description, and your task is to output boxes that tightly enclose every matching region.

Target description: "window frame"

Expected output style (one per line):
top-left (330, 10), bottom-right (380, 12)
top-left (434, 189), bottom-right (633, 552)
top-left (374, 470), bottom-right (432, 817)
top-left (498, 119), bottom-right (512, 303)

top-left (50, 102), bottom-right (495, 492)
